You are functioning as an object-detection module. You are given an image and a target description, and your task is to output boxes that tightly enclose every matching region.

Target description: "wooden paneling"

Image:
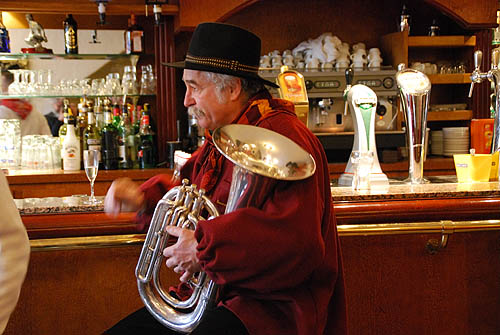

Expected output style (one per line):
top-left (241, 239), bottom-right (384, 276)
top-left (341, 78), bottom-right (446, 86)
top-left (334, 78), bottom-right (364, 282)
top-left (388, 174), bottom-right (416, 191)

top-left (426, 0), bottom-right (497, 29)
top-left (3, 244), bottom-right (180, 335)
top-left (176, 0), bottom-right (256, 31)
top-left (341, 230), bottom-right (500, 335)
top-left (333, 197), bottom-right (500, 225)
top-left (0, 0), bottom-right (179, 16)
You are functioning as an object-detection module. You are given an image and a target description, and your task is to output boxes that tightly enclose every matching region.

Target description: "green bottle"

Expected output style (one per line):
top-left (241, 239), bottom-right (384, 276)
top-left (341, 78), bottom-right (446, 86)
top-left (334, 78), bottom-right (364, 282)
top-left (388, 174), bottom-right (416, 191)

top-left (101, 104), bottom-right (119, 170)
top-left (138, 103), bottom-right (155, 169)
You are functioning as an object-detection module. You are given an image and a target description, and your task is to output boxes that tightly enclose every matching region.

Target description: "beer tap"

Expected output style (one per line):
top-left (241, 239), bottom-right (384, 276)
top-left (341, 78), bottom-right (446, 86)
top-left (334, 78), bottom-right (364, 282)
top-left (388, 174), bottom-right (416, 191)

top-left (344, 67), bottom-right (354, 116)
top-left (469, 49), bottom-right (500, 153)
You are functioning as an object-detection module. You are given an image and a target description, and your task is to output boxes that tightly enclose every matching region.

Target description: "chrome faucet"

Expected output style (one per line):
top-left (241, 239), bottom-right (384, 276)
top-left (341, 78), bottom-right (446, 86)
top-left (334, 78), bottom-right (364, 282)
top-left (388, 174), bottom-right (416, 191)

top-left (469, 49), bottom-right (500, 153)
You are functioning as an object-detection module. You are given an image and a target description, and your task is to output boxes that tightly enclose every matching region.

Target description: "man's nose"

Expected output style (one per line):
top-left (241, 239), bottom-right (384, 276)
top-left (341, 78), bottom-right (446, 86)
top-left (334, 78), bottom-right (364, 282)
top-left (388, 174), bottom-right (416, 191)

top-left (184, 91), bottom-right (194, 107)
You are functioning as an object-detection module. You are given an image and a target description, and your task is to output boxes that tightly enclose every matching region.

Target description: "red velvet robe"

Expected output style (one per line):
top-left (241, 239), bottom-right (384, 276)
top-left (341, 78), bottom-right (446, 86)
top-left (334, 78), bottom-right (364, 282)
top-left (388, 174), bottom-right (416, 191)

top-left (137, 91), bottom-right (347, 334)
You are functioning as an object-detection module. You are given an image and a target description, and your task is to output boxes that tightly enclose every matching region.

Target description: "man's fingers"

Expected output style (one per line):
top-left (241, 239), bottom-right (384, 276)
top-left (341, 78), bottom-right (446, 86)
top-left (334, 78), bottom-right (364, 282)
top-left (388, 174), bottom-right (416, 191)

top-left (165, 226), bottom-right (183, 237)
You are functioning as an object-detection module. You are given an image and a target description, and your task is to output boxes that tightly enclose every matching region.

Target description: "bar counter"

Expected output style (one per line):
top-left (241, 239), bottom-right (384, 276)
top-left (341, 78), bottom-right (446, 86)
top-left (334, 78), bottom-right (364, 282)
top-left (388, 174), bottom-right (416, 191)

top-left (5, 162), bottom-right (500, 335)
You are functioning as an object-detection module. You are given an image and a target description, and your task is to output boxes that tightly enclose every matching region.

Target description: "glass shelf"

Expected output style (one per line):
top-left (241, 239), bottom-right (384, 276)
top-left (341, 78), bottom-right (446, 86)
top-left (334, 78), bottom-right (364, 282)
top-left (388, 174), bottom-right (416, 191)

top-left (0, 94), bottom-right (155, 99)
top-left (0, 53), bottom-right (149, 61)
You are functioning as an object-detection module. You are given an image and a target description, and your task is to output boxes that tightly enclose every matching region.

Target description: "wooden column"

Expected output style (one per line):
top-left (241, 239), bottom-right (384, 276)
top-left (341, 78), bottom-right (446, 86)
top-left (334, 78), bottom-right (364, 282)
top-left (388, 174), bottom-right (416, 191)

top-left (154, 15), bottom-right (177, 164)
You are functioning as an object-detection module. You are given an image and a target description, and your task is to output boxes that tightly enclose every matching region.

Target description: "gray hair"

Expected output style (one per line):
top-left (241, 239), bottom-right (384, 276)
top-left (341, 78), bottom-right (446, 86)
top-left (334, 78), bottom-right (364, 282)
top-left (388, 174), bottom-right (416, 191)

top-left (202, 72), bottom-right (264, 102)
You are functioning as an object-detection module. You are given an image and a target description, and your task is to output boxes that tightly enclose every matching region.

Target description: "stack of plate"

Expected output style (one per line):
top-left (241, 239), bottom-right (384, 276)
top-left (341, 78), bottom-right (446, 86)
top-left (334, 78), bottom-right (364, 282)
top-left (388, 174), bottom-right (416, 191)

top-left (430, 130), bottom-right (443, 155)
top-left (442, 127), bottom-right (469, 156)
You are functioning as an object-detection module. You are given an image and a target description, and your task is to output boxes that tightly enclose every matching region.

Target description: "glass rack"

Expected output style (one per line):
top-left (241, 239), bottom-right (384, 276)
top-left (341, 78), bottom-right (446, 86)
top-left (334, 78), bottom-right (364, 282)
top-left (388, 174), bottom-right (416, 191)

top-left (0, 53), bottom-right (145, 61)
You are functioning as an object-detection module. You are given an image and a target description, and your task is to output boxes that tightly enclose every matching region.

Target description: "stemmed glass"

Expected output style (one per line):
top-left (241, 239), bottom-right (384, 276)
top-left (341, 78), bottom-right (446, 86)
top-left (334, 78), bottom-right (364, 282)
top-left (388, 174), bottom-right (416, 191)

top-left (83, 149), bottom-right (100, 204)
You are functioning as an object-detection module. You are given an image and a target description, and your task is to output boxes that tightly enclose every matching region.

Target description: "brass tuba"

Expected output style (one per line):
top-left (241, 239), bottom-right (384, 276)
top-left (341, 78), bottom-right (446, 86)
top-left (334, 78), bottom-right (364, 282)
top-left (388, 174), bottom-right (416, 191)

top-left (136, 124), bottom-right (316, 334)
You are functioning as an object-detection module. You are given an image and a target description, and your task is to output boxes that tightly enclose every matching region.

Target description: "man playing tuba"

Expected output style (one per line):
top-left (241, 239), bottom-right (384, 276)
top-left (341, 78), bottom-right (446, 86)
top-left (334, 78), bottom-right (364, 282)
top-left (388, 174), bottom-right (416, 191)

top-left (104, 22), bottom-right (347, 335)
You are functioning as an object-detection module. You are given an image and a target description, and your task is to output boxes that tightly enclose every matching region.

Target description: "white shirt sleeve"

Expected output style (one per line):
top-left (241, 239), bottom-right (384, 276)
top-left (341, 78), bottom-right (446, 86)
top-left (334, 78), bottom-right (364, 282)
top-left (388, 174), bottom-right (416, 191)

top-left (0, 171), bottom-right (30, 334)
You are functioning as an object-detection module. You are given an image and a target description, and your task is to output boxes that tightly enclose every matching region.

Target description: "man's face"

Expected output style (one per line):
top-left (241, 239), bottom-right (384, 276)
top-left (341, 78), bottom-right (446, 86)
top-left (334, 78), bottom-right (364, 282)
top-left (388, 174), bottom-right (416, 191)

top-left (183, 69), bottom-right (236, 130)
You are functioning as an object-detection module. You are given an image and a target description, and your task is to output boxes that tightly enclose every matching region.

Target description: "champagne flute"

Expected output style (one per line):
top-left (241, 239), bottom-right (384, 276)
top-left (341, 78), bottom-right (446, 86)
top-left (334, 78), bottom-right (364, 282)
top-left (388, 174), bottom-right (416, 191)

top-left (83, 149), bottom-right (100, 204)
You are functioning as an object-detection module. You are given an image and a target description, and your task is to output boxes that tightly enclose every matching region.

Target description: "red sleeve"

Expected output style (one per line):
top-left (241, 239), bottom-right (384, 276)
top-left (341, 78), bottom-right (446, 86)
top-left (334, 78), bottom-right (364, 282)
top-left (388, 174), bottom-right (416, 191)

top-left (135, 173), bottom-right (175, 232)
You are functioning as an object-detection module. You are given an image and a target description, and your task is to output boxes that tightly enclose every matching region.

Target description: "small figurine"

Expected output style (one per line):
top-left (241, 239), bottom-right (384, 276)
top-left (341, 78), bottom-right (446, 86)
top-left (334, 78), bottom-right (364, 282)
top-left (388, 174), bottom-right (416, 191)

top-left (22, 14), bottom-right (52, 53)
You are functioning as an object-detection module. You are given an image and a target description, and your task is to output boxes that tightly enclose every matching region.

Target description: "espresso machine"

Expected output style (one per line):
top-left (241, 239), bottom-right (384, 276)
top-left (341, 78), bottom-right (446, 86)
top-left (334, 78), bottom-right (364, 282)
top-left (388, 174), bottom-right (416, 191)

top-left (259, 67), bottom-right (399, 134)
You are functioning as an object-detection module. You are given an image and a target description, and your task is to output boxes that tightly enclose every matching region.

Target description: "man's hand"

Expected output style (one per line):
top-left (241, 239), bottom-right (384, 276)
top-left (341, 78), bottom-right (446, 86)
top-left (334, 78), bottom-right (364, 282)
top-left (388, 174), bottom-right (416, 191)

top-left (104, 178), bottom-right (145, 217)
top-left (163, 226), bottom-right (201, 283)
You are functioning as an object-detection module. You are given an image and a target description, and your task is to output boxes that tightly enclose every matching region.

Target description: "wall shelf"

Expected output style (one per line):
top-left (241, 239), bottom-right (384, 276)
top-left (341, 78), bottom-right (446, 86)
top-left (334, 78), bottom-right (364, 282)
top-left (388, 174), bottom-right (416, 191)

top-left (427, 73), bottom-right (472, 84)
top-left (427, 110), bottom-right (473, 121)
top-left (0, 53), bottom-right (145, 61)
top-left (408, 35), bottom-right (476, 47)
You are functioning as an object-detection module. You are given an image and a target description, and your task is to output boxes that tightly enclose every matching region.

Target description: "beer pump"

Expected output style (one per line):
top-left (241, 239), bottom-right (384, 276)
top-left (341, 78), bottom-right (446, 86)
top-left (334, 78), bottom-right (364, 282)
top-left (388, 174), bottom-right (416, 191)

top-left (469, 49), bottom-right (500, 154)
top-left (338, 68), bottom-right (389, 187)
top-left (396, 64), bottom-right (431, 184)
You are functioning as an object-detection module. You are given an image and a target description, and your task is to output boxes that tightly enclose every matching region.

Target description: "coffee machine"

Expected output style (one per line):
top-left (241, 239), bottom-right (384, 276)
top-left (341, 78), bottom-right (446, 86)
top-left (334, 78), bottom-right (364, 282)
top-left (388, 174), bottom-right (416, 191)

top-left (259, 67), bottom-right (399, 134)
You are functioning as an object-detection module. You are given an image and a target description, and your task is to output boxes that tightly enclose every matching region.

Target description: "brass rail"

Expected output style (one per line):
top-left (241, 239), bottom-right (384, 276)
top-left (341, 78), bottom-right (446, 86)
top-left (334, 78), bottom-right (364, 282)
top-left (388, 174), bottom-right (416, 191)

top-left (30, 234), bottom-right (146, 252)
top-left (30, 220), bottom-right (500, 251)
top-left (337, 219), bottom-right (500, 236)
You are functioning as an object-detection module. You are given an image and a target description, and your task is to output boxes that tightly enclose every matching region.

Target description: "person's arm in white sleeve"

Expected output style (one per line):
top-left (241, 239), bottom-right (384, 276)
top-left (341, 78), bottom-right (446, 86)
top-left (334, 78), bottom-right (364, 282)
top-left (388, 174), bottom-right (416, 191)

top-left (0, 172), bottom-right (30, 334)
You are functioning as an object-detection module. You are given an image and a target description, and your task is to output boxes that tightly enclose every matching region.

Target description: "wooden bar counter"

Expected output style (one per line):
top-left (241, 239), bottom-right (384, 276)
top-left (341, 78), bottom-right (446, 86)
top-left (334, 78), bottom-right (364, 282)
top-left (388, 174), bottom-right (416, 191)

top-left (4, 165), bottom-right (500, 334)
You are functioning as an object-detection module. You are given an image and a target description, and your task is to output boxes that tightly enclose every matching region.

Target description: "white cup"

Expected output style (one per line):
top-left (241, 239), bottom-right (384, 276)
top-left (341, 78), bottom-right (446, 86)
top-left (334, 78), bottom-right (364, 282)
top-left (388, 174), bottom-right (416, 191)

top-left (306, 57), bottom-right (320, 69)
top-left (352, 42), bottom-right (366, 52)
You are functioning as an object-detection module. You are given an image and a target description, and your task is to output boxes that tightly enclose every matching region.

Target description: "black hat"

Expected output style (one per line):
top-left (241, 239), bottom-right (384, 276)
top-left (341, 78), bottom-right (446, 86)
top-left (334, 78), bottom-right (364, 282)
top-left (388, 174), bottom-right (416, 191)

top-left (163, 22), bottom-right (278, 88)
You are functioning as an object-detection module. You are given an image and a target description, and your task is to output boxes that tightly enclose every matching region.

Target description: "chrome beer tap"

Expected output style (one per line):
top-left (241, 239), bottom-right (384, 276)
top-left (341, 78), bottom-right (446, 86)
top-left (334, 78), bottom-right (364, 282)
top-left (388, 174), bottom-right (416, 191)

top-left (469, 49), bottom-right (500, 153)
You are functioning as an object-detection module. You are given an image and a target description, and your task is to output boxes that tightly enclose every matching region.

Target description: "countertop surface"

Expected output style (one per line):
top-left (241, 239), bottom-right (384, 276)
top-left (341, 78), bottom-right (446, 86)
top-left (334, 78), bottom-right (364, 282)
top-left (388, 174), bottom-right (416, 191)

top-left (15, 176), bottom-right (500, 215)
top-left (331, 176), bottom-right (500, 201)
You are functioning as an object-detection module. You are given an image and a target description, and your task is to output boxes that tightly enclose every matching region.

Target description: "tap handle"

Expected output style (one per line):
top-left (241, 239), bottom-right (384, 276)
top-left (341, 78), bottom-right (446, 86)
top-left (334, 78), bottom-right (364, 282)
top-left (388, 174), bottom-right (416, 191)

top-left (468, 82), bottom-right (475, 98)
top-left (469, 50), bottom-right (484, 98)
top-left (473, 50), bottom-right (483, 72)
top-left (492, 49), bottom-right (500, 69)
top-left (343, 67), bottom-right (354, 115)
top-left (345, 67), bottom-right (354, 87)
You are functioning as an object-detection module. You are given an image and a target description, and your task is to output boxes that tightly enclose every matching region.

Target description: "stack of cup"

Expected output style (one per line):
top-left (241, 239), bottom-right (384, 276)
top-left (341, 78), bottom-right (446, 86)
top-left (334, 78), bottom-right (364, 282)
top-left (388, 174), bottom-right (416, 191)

top-left (430, 130), bottom-right (443, 155)
top-left (442, 127), bottom-right (469, 156)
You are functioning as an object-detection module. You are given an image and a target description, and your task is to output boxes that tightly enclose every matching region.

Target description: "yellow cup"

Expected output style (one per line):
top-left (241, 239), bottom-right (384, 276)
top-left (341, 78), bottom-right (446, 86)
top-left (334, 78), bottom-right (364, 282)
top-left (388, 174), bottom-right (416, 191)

top-left (453, 154), bottom-right (493, 183)
top-left (490, 151), bottom-right (499, 181)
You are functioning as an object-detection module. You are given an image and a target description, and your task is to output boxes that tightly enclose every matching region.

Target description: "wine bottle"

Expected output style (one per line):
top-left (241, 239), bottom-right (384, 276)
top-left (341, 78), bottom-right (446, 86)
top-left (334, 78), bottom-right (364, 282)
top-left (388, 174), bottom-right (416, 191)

top-left (64, 14), bottom-right (78, 54)
top-left (138, 103), bottom-right (155, 169)
top-left (62, 124), bottom-right (81, 171)
top-left (84, 108), bottom-right (102, 166)
top-left (0, 14), bottom-right (10, 53)
top-left (117, 104), bottom-right (132, 169)
top-left (101, 105), bottom-right (119, 170)
top-left (125, 14), bottom-right (144, 54)
top-left (77, 97), bottom-right (89, 168)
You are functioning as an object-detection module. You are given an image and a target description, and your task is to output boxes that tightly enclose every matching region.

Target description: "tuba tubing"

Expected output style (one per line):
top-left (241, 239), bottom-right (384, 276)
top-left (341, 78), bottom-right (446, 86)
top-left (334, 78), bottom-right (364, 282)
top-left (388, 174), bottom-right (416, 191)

top-left (135, 124), bottom-right (316, 334)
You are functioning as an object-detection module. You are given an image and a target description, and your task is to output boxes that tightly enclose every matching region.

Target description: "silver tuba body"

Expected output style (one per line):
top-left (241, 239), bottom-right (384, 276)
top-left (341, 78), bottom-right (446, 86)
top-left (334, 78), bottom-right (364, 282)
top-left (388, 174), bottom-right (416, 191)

top-left (136, 124), bottom-right (316, 333)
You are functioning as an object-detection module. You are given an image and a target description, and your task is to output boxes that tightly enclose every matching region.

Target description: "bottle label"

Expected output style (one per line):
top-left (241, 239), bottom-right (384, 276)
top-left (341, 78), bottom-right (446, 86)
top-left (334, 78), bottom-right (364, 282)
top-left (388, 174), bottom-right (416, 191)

top-left (132, 31), bottom-right (143, 52)
top-left (65, 26), bottom-right (77, 51)
top-left (63, 145), bottom-right (80, 170)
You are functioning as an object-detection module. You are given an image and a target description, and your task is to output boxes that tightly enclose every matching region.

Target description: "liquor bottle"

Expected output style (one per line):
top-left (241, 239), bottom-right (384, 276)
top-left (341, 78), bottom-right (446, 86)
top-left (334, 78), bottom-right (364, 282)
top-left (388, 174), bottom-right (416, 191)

top-left (101, 104), bottom-right (119, 170)
top-left (64, 14), bottom-right (78, 54)
top-left (84, 107), bottom-right (102, 165)
top-left (118, 104), bottom-right (133, 169)
top-left (112, 102), bottom-right (121, 128)
top-left (0, 14), bottom-right (10, 53)
top-left (58, 99), bottom-right (77, 146)
top-left (94, 98), bottom-right (104, 131)
top-left (133, 104), bottom-right (142, 135)
top-left (138, 103), bottom-right (155, 169)
top-left (62, 123), bottom-right (81, 171)
top-left (76, 97), bottom-right (89, 167)
top-left (125, 14), bottom-right (144, 54)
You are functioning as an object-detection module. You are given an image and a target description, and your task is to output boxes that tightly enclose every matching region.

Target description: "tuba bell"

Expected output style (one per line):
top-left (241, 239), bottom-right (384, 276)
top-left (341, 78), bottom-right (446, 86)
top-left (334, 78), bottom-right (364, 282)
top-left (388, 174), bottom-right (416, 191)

top-left (135, 124), bottom-right (316, 333)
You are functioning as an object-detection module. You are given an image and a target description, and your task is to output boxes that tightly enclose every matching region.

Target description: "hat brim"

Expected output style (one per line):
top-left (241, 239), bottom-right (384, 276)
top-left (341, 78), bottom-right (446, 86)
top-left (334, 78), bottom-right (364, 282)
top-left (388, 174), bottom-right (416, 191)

top-left (163, 60), bottom-right (279, 88)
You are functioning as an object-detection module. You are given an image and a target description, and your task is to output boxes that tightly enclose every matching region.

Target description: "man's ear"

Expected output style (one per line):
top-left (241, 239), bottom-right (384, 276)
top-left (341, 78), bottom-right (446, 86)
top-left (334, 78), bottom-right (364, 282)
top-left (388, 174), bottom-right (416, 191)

top-left (228, 78), bottom-right (243, 101)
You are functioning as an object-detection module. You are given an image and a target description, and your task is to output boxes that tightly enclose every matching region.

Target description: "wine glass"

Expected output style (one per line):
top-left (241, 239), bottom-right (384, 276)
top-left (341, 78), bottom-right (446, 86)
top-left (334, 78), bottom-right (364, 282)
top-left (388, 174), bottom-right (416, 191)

top-left (83, 149), bottom-right (100, 204)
